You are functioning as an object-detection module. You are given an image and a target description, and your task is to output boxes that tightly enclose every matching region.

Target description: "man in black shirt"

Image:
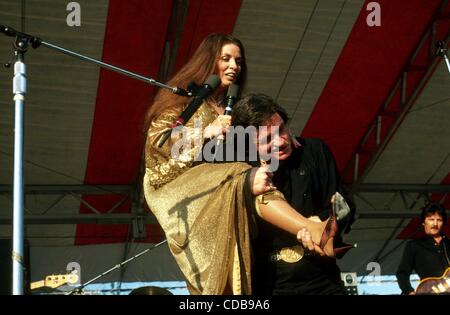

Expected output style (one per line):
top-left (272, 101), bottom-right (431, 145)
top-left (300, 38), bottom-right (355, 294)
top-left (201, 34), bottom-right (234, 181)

top-left (232, 93), bottom-right (356, 295)
top-left (396, 203), bottom-right (450, 294)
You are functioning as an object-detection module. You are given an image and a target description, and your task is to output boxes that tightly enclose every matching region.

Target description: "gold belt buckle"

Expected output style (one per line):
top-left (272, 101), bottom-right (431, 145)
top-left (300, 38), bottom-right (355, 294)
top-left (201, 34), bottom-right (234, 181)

top-left (275, 245), bottom-right (304, 263)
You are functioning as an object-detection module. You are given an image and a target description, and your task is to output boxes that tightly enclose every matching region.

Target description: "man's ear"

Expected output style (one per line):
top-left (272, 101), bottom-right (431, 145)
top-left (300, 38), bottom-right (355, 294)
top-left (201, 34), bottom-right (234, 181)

top-left (289, 129), bottom-right (301, 149)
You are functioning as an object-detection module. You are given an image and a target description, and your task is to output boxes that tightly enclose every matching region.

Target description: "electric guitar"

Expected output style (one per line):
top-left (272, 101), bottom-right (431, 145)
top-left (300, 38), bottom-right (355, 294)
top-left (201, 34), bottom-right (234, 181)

top-left (30, 274), bottom-right (79, 290)
top-left (415, 267), bottom-right (450, 294)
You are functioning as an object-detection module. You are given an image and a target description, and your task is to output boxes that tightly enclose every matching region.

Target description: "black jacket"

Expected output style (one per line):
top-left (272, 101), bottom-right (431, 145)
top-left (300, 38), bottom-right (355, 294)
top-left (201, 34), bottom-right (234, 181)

top-left (396, 235), bottom-right (450, 294)
top-left (252, 138), bottom-right (356, 294)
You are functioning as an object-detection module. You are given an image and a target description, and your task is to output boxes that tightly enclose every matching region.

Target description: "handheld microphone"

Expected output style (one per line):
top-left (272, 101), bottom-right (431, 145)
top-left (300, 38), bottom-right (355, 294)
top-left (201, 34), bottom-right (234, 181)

top-left (223, 84), bottom-right (239, 115)
top-left (157, 74), bottom-right (221, 147)
top-left (210, 84), bottom-right (240, 162)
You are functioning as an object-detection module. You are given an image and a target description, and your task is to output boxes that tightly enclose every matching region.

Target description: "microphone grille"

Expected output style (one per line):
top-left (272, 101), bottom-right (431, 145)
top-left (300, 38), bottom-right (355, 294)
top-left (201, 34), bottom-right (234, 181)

top-left (226, 84), bottom-right (239, 98)
top-left (205, 75), bottom-right (221, 89)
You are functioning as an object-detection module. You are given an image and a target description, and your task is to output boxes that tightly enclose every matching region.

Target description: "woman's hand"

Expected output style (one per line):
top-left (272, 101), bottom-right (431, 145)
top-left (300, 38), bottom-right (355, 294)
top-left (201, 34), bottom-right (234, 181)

top-left (204, 115), bottom-right (231, 140)
top-left (249, 166), bottom-right (276, 196)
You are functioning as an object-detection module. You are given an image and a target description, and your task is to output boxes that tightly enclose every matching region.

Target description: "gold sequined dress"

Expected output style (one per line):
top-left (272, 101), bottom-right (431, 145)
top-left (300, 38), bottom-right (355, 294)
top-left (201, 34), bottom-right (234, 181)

top-left (143, 102), bottom-right (255, 295)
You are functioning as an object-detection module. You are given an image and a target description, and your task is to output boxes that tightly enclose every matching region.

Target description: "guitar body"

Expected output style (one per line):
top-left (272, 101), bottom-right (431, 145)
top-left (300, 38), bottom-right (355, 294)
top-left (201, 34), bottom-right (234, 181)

top-left (416, 267), bottom-right (450, 294)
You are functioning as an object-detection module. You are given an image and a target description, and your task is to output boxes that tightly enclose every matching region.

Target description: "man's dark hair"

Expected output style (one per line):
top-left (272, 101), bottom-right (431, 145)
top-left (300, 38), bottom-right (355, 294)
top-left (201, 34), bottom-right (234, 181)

top-left (232, 93), bottom-right (289, 127)
top-left (420, 203), bottom-right (447, 224)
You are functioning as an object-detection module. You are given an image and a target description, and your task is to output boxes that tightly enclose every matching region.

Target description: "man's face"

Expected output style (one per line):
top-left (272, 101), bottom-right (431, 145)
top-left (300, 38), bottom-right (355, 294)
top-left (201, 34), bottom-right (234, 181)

top-left (423, 212), bottom-right (444, 238)
top-left (256, 113), bottom-right (293, 162)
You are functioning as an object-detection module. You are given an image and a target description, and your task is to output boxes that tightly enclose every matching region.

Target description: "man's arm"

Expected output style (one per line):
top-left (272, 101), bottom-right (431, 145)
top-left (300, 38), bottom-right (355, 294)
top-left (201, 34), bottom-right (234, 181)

top-left (396, 241), bottom-right (416, 294)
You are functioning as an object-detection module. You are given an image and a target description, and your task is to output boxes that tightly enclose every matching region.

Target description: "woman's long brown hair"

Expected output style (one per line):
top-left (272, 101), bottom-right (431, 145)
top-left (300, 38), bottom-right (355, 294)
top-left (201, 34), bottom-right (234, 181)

top-left (144, 33), bottom-right (247, 131)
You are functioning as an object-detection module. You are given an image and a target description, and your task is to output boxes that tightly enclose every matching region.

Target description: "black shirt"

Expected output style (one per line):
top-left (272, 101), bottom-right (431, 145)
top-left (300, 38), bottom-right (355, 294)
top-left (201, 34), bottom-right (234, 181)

top-left (396, 235), bottom-right (450, 294)
top-left (252, 138), bottom-right (355, 295)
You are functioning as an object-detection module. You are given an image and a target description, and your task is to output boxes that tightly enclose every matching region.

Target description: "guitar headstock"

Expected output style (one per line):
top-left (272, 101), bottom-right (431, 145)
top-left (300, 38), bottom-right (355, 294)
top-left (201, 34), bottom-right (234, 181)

top-left (44, 274), bottom-right (79, 288)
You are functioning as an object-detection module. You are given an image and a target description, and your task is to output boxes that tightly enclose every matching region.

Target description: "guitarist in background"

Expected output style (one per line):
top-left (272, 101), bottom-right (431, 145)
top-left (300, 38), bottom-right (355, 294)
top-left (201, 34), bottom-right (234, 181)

top-left (396, 203), bottom-right (450, 294)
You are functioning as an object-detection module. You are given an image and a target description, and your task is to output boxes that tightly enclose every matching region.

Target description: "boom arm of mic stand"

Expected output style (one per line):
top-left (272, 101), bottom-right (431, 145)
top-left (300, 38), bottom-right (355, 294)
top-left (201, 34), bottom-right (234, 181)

top-left (38, 40), bottom-right (191, 95)
top-left (0, 25), bottom-right (191, 96)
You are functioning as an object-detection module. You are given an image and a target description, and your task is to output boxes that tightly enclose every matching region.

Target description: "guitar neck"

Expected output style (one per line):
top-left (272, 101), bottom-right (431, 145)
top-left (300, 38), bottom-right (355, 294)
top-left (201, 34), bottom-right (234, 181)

top-left (30, 280), bottom-right (45, 290)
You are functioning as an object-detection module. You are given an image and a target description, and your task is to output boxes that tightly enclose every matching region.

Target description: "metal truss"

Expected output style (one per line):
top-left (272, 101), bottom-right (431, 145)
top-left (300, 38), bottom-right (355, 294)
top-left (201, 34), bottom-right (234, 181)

top-left (350, 183), bottom-right (449, 219)
top-left (354, 183), bottom-right (450, 193)
top-left (352, 183), bottom-right (449, 271)
top-left (343, 0), bottom-right (450, 184)
top-left (0, 184), bottom-right (133, 195)
top-left (0, 183), bottom-right (448, 223)
top-left (0, 184), bottom-right (157, 226)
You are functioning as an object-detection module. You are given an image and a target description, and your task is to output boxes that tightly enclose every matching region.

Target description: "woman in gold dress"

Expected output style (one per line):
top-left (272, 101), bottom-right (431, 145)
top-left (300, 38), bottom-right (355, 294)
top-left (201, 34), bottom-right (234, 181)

top-left (143, 34), bottom-right (336, 295)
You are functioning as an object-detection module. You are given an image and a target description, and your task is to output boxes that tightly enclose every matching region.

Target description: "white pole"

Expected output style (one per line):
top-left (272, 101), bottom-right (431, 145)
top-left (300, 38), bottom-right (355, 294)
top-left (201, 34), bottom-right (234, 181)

top-left (12, 52), bottom-right (26, 295)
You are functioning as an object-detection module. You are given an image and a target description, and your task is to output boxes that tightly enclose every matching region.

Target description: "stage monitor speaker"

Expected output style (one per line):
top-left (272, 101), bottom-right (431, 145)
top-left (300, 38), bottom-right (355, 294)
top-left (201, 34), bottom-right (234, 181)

top-left (341, 272), bottom-right (358, 295)
top-left (0, 239), bottom-right (30, 295)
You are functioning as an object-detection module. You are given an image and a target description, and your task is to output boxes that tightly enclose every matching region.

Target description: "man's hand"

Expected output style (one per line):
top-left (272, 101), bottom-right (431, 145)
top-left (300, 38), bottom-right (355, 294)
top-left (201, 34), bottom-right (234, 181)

top-left (297, 216), bottom-right (327, 256)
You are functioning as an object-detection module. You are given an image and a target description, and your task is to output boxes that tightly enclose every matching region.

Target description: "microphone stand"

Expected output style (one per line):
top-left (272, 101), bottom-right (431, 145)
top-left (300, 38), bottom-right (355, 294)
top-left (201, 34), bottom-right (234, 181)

top-left (436, 41), bottom-right (450, 76)
top-left (65, 239), bottom-right (167, 295)
top-left (0, 24), bottom-right (189, 295)
top-left (6, 28), bottom-right (28, 296)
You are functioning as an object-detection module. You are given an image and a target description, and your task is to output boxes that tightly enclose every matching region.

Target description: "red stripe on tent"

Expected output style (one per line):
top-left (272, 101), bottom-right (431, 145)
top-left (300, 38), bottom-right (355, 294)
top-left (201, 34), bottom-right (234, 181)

top-left (75, 0), bottom-right (173, 245)
top-left (301, 0), bottom-right (443, 174)
top-left (397, 173), bottom-right (450, 239)
top-left (172, 0), bottom-right (243, 74)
